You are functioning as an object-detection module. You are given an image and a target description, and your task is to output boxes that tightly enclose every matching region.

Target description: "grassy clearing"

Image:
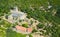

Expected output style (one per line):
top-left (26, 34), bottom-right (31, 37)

top-left (6, 29), bottom-right (26, 37)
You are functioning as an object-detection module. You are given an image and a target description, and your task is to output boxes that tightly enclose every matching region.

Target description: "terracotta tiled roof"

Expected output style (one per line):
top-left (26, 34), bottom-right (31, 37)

top-left (15, 25), bottom-right (32, 33)
top-left (15, 25), bottom-right (26, 32)
top-left (27, 28), bottom-right (32, 32)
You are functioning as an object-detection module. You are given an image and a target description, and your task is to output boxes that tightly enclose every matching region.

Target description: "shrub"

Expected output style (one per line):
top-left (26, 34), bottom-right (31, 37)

top-left (32, 29), bottom-right (38, 33)
top-left (37, 23), bottom-right (44, 29)
top-left (22, 24), bottom-right (28, 28)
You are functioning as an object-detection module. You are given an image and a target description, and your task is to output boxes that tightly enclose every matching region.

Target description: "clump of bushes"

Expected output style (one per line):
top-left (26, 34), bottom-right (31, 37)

top-left (22, 23), bottom-right (28, 28)
top-left (37, 23), bottom-right (44, 29)
top-left (32, 29), bottom-right (38, 33)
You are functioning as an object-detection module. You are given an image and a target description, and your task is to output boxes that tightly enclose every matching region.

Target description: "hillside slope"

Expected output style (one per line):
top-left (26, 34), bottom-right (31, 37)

top-left (0, 0), bottom-right (60, 37)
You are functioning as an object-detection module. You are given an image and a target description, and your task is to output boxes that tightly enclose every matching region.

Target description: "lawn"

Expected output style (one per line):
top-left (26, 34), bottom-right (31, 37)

top-left (6, 29), bottom-right (26, 37)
